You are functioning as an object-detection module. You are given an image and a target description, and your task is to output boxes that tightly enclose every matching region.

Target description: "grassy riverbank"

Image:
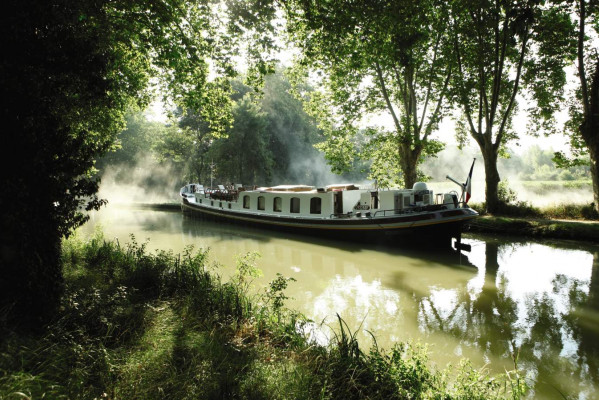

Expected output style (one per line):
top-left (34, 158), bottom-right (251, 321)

top-left (0, 233), bottom-right (527, 399)
top-left (467, 215), bottom-right (599, 242)
top-left (468, 202), bottom-right (599, 242)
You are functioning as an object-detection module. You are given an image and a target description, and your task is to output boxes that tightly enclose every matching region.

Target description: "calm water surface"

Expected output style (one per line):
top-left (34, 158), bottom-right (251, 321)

top-left (82, 205), bottom-right (599, 399)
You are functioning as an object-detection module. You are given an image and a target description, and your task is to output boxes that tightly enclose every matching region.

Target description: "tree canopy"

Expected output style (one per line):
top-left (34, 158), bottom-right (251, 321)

top-left (284, 0), bottom-right (452, 188)
top-left (0, 0), bottom-right (265, 328)
top-left (152, 72), bottom-right (340, 187)
top-left (553, 0), bottom-right (599, 212)
top-left (450, 0), bottom-right (575, 211)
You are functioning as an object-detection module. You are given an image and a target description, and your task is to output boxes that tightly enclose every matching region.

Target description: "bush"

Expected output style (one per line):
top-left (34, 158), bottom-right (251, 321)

top-left (541, 203), bottom-right (599, 220)
top-left (307, 316), bottom-right (527, 400)
top-left (498, 181), bottom-right (518, 204)
top-left (558, 170), bottom-right (575, 181)
top-left (473, 181), bottom-right (599, 220)
top-left (495, 201), bottom-right (542, 218)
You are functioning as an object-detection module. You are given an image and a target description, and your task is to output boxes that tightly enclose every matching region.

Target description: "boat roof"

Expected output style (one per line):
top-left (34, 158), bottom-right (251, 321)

top-left (325, 183), bottom-right (360, 191)
top-left (258, 185), bottom-right (316, 192)
top-left (253, 183), bottom-right (363, 193)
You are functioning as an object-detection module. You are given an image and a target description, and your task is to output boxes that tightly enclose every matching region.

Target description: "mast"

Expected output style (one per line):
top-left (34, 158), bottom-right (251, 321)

top-left (209, 159), bottom-right (216, 189)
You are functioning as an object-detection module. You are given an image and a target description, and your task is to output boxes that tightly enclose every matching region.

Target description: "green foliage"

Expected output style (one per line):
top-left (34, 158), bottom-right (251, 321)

top-left (507, 146), bottom-right (590, 182)
top-left (541, 203), bottom-right (599, 220)
top-left (224, 0), bottom-right (280, 90)
top-left (209, 95), bottom-right (274, 185)
top-left (264, 273), bottom-right (297, 315)
top-left (260, 72), bottom-right (331, 184)
top-left (285, 0), bottom-right (453, 187)
top-left (523, 5), bottom-right (577, 136)
top-left (468, 214), bottom-right (599, 241)
top-left (308, 316), bottom-right (527, 400)
top-left (471, 183), bottom-right (598, 220)
top-left (519, 179), bottom-right (592, 193)
top-left (152, 71), bottom-right (332, 186)
top-left (233, 251), bottom-right (264, 292)
top-left (314, 131), bottom-right (360, 176)
top-left (95, 111), bottom-right (171, 184)
top-left (490, 181), bottom-right (541, 217)
top-left (557, 0), bottom-right (599, 190)
top-left (450, 0), bottom-right (574, 212)
top-left (0, 0), bottom-right (260, 328)
top-left (470, 180), bottom-right (542, 217)
top-left (153, 122), bottom-right (199, 179)
top-left (498, 181), bottom-right (518, 205)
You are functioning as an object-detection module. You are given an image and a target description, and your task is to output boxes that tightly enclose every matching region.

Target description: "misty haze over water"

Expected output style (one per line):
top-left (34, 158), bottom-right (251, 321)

top-left (97, 144), bottom-right (593, 208)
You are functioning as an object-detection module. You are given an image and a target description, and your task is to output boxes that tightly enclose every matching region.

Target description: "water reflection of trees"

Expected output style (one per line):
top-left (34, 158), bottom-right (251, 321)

top-left (418, 241), bottom-right (599, 399)
top-left (513, 250), bottom-right (599, 398)
top-left (418, 242), bottom-right (518, 358)
top-left (563, 250), bottom-right (599, 396)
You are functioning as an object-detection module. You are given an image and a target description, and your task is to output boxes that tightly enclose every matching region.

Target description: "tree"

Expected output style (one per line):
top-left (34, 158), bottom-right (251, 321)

top-left (0, 0), bottom-right (240, 329)
top-left (154, 72), bottom-right (332, 186)
top-left (285, 0), bottom-right (452, 188)
top-left (554, 0), bottom-right (599, 212)
top-left (260, 72), bottom-right (328, 184)
top-left (96, 111), bottom-right (166, 176)
top-left (209, 95), bottom-right (273, 185)
top-left (151, 107), bottom-right (219, 185)
top-left (450, 0), bottom-right (574, 212)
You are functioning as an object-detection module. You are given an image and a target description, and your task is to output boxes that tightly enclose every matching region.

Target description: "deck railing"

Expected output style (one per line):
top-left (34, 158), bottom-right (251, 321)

top-left (329, 201), bottom-right (470, 219)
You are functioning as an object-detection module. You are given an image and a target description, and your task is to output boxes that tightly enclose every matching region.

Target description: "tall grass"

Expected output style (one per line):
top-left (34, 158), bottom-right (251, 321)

top-left (300, 315), bottom-right (527, 400)
top-left (471, 201), bottom-right (599, 220)
top-left (0, 233), bottom-right (529, 399)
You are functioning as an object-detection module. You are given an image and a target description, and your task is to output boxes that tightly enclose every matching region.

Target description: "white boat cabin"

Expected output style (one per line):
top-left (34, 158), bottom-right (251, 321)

top-left (181, 182), bottom-right (462, 219)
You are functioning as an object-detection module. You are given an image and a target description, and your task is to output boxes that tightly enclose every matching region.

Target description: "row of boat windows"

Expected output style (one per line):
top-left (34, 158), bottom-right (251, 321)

top-left (244, 195), bottom-right (322, 214)
top-left (199, 196), bottom-right (322, 214)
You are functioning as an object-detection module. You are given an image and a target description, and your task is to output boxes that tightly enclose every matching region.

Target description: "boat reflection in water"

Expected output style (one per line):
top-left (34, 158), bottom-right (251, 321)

top-left (83, 206), bottom-right (599, 400)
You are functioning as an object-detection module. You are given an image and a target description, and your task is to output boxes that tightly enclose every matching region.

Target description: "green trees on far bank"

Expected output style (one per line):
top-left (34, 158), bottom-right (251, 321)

top-left (150, 72), bottom-right (354, 188)
top-left (209, 95), bottom-right (273, 185)
top-left (96, 112), bottom-right (167, 179)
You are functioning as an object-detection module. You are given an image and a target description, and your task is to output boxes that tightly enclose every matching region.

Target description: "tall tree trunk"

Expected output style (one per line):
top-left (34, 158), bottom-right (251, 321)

top-left (590, 149), bottom-right (599, 213)
top-left (580, 58), bottom-right (599, 213)
top-left (482, 145), bottom-right (501, 213)
top-left (1, 186), bottom-right (63, 330)
top-left (400, 145), bottom-right (420, 189)
top-left (403, 161), bottom-right (418, 189)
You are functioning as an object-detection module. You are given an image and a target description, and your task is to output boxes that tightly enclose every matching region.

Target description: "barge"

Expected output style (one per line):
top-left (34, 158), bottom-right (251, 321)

top-left (180, 176), bottom-right (478, 248)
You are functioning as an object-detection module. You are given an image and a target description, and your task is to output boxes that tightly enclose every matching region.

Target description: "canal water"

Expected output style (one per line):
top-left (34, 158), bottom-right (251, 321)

top-left (81, 205), bottom-right (599, 399)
